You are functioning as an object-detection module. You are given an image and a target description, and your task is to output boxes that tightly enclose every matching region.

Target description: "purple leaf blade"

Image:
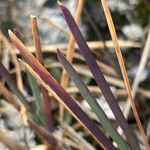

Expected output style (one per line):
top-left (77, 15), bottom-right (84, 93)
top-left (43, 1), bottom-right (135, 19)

top-left (9, 30), bottom-right (115, 150)
top-left (58, 2), bottom-right (139, 149)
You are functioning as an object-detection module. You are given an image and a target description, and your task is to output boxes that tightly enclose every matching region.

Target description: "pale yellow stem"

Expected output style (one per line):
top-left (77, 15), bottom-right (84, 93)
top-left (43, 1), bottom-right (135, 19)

top-left (59, 0), bottom-right (84, 122)
top-left (101, 0), bottom-right (150, 148)
top-left (0, 31), bottom-right (23, 92)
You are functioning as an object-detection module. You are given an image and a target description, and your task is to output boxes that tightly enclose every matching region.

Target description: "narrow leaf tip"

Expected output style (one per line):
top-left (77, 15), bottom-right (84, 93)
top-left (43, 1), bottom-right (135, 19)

top-left (57, 48), bottom-right (60, 54)
top-left (57, 48), bottom-right (63, 60)
top-left (8, 29), bottom-right (13, 38)
top-left (57, 1), bottom-right (63, 6)
top-left (30, 15), bottom-right (36, 19)
top-left (8, 29), bottom-right (17, 43)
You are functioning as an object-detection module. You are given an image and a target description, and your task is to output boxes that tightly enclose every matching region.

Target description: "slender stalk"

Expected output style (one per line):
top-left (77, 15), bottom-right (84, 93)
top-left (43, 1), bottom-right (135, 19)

top-left (0, 83), bottom-right (61, 150)
top-left (31, 15), bottom-right (53, 130)
top-left (0, 82), bottom-right (21, 111)
top-left (13, 40), bottom-right (141, 55)
top-left (0, 130), bottom-right (27, 150)
top-left (0, 31), bottom-right (23, 92)
top-left (0, 61), bottom-right (30, 112)
top-left (30, 15), bottom-right (42, 62)
top-left (101, 0), bottom-right (149, 149)
top-left (59, 0), bottom-right (84, 122)
top-left (124, 29), bottom-right (150, 117)
top-left (61, 122), bottom-right (96, 150)
top-left (39, 17), bottom-right (69, 36)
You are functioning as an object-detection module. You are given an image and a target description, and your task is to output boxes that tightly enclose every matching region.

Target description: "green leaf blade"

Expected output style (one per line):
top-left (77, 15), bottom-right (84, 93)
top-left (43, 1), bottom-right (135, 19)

top-left (27, 71), bottom-right (48, 129)
top-left (57, 49), bottom-right (129, 149)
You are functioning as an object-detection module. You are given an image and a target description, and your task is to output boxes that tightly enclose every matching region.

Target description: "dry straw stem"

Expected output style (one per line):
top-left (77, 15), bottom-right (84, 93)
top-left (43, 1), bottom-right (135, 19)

top-left (0, 129), bottom-right (27, 150)
top-left (28, 118), bottom-right (61, 150)
top-left (124, 29), bottom-right (150, 118)
top-left (61, 122), bottom-right (96, 150)
top-left (30, 145), bottom-right (48, 150)
top-left (15, 59), bottom-right (150, 99)
top-left (11, 60), bottom-right (122, 88)
top-left (19, 60), bottom-right (107, 149)
top-left (45, 62), bottom-right (122, 86)
top-left (13, 40), bottom-right (141, 54)
top-left (13, 39), bottom-right (124, 77)
top-left (44, 62), bottom-right (150, 99)
top-left (54, 132), bottom-right (85, 150)
top-left (67, 86), bottom-right (101, 94)
top-left (13, 39), bottom-right (140, 79)
top-left (101, 0), bottom-right (150, 148)
top-left (0, 82), bottom-right (27, 129)
top-left (0, 31), bottom-right (23, 92)
top-left (0, 82), bottom-right (61, 150)
top-left (55, 137), bottom-right (80, 149)
top-left (0, 82), bottom-right (22, 112)
top-left (10, 60), bottom-right (150, 98)
top-left (39, 17), bottom-right (70, 36)
top-left (67, 86), bottom-right (150, 99)
top-left (0, 82), bottom-right (28, 126)
top-left (44, 52), bottom-right (119, 78)
top-left (14, 43), bottom-right (119, 77)
top-left (30, 15), bottom-right (42, 62)
top-left (54, 125), bottom-right (93, 149)
top-left (30, 15), bottom-right (53, 130)
top-left (59, 0), bottom-right (84, 122)
top-left (138, 88), bottom-right (150, 99)
top-left (45, 61), bottom-right (127, 92)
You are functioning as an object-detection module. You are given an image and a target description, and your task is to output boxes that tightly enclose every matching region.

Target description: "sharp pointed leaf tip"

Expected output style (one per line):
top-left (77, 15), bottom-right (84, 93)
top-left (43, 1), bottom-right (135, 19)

top-left (8, 29), bottom-right (22, 44)
top-left (8, 29), bottom-right (18, 43)
top-left (56, 48), bottom-right (60, 53)
top-left (56, 48), bottom-right (61, 56)
top-left (57, 49), bottom-right (65, 63)
top-left (57, 48), bottom-right (64, 58)
top-left (18, 58), bottom-right (22, 62)
top-left (30, 15), bottom-right (36, 19)
top-left (57, 1), bottom-right (63, 6)
top-left (57, 1), bottom-right (67, 12)
top-left (8, 29), bottom-right (13, 38)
